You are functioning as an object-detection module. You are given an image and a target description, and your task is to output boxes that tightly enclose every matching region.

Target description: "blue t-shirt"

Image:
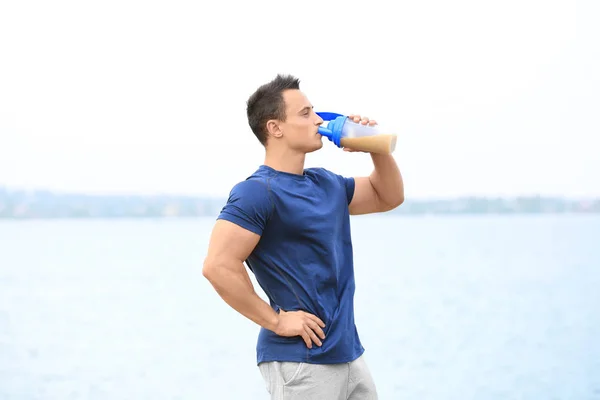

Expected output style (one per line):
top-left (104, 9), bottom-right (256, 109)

top-left (217, 165), bottom-right (365, 365)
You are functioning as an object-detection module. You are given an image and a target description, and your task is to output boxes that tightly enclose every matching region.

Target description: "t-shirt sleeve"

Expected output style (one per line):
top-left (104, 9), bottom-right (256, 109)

top-left (217, 179), bottom-right (273, 236)
top-left (341, 175), bottom-right (355, 205)
top-left (319, 168), bottom-right (355, 205)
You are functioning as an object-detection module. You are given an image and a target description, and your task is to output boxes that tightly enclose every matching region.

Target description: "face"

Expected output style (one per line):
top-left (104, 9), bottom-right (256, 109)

top-left (267, 89), bottom-right (324, 153)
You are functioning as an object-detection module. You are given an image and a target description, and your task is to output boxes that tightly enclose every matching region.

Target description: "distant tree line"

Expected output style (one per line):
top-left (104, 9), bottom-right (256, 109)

top-left (0, 187), bottom-right (598, 219)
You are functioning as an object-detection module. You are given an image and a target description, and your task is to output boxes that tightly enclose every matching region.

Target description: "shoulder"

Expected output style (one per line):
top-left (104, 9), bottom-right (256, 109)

top-left (229, 176), bottom-right (269, 196)
top-left (306, 167), bottom-right (355, 204)
top-left (306, 167), bottom-right (354, 185)
top-left (218, 172), bottom-right (274, 236)
top-left (305, 167), bottom-right (339, 180)
top-left (229, 166), bottom-right (271, 193)
top-left (227, 174), bottom-right (272, 207)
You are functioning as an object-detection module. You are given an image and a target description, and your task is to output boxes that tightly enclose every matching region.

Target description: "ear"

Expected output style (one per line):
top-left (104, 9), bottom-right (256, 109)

top-left (265, 119), bottom-right (283, 139)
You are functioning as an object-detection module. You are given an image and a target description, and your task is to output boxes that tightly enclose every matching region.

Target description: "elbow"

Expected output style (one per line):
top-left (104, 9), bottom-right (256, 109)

top-left (202, 257), bottom-right (220, 282)
top-left (394, 193), bottom-right (405, 208)
top-left (203, 255), bottom-right (240, 285)
top-left (386, 193), bottom-right (405, 211)
top-left (376, 193), bottom-right (405, 213)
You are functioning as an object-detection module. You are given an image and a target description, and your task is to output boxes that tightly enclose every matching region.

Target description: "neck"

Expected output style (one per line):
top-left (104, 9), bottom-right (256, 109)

top-left (264, 146), bottom-right (306, 175)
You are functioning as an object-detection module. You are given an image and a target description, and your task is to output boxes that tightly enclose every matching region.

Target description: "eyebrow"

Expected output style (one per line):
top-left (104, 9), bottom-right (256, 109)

top-left (297, 105), bottom-right (313, 114)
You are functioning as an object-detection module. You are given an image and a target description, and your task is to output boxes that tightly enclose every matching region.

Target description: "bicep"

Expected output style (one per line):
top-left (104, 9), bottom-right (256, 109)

top-left (348, 176), bottom-right (388, 215)
top-left (205, 219), bottom-right (260, 270)
top-left (207, 179), bottom-right (271, 267)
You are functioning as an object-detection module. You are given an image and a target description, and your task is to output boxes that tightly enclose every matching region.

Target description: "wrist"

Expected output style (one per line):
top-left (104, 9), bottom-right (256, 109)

top-left (266, 310), bottom-right (281, 333)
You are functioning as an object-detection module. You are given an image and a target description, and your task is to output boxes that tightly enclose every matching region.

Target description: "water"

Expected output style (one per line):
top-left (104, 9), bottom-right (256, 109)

top-left (1, 215), bottom-right (599, 399)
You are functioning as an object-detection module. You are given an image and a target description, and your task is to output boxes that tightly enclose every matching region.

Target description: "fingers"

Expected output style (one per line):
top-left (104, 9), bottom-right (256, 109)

top-left (349, 115), bottom-right (366, 124)
top-left (277, 310), bottom-right (327, 349)
top-left (349, 114), bottom-right (377, 126)
top-left (305, 325), bottom-right (322, 347)
top-left (299, 312), bottom-right (326, 348)
top-left (303, 312), bottom-right (326, 328)
top-left (300, 330), bottom-right (313, 349)
top-left (302, 313), bottom-right (326, 348)
top-left (305, 319), bottom-right (326, 340)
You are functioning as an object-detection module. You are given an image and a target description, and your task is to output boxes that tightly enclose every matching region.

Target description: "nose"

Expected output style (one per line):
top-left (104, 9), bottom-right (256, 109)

top-left (315, 112), bottom-right (324, 126)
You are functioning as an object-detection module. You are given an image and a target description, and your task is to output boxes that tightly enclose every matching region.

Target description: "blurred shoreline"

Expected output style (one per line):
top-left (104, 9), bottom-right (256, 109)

top-left (1, 186), bottom-right (598, 218)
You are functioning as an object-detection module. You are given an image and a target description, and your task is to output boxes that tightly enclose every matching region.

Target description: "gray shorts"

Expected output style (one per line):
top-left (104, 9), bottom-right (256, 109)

top-left (258, 354), bottom-right (378, 399)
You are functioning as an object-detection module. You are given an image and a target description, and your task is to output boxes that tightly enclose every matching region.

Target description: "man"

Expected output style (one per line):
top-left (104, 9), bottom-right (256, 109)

top-left (202, 74), bottom-right (404, 399)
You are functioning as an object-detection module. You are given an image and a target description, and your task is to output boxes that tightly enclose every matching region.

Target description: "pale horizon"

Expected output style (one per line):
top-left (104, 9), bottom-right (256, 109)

top-left (1, 0), bottom-right (598, 199)
top-left (1, 183), bottom-right (599, 202)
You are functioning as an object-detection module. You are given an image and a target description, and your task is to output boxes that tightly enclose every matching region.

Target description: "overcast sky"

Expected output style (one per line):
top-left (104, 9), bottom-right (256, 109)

top-left (0, 0), bottom-right (597, 198)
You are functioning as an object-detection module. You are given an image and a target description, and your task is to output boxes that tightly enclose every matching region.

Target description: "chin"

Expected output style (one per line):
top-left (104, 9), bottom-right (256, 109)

top-left (306, 139), bottom-right (324, 153)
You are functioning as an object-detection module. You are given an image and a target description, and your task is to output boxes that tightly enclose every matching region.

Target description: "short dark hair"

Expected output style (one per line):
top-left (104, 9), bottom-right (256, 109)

top-left (246, 74), bottom-right (301, 145)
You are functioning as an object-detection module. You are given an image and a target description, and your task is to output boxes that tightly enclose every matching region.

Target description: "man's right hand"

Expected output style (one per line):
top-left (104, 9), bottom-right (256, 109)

top-left (274, 309), bottom-right (326, 349)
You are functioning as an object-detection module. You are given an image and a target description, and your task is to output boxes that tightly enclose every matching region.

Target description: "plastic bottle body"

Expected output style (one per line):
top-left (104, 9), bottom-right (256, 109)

top-left (319, 116), bottom-right (397, 154)
top-left (340, 119), bottom-right (383, 138)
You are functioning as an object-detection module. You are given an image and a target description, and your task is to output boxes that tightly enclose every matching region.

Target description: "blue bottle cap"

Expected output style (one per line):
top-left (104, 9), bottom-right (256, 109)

top-left (316, 112), bottom-right (347, 147)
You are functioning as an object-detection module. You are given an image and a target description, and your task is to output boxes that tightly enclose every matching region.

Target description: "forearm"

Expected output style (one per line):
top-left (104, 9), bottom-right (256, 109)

top-left (204, 260), bottom-right (279, 332)
top-left (369, 153), bottom-right (404, 208)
